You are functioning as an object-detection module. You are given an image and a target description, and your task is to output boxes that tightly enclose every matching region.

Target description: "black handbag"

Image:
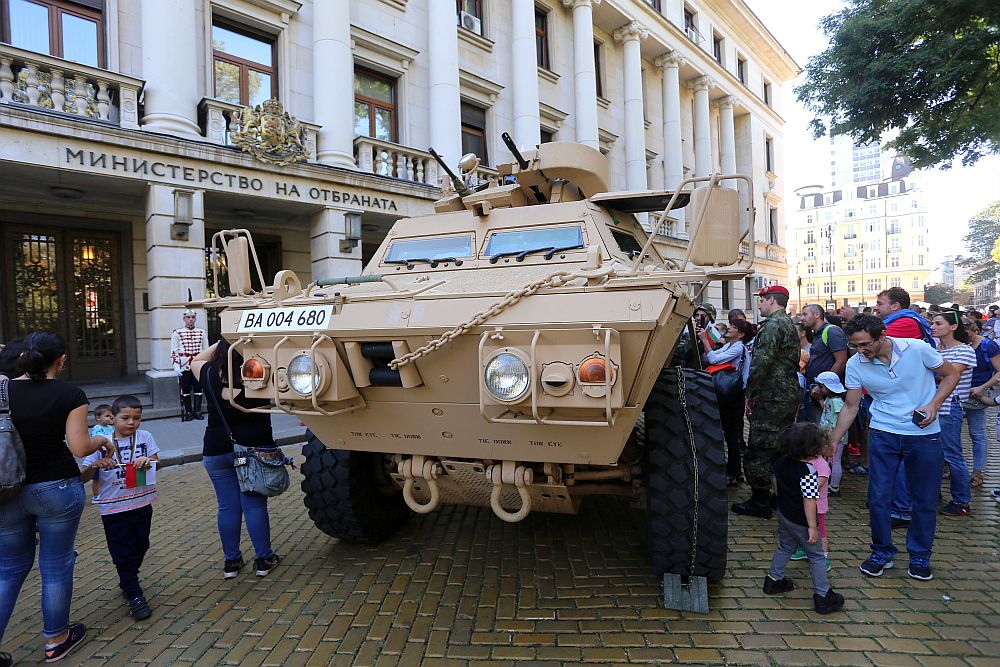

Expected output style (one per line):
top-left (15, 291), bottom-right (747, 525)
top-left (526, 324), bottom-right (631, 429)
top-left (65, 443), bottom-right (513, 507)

top-left (0, 378), bottom-right (27, 502)
top-left (206, 374), bottom-right (292, 497)
top-left (711, 345), bottom-right (746, 401)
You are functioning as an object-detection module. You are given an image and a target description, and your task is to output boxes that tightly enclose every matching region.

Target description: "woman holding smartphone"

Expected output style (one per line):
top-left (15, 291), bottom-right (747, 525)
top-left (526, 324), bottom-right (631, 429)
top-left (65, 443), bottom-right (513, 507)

top-left (929, 311), bottom-right (977, 517)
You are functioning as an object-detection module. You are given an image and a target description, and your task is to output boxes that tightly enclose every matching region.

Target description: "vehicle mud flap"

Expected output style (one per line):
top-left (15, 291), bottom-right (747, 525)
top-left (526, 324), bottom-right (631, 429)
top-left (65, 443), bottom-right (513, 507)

top-left (300, 432), bottom-right (411, 543)
top-left (643, 367), bottom-right (728, 585)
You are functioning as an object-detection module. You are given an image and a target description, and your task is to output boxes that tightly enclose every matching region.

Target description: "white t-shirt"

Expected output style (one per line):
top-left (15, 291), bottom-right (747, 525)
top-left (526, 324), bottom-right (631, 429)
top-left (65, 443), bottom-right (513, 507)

top-left (938, 343), bottom-right (977, 415)
top-left (82, 429), bottom-right (160, 515)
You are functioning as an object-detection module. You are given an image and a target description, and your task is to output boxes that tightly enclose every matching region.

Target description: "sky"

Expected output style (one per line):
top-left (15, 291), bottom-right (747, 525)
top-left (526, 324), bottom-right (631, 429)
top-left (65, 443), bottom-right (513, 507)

top-left (744, 0), bottom-right (1000, 266)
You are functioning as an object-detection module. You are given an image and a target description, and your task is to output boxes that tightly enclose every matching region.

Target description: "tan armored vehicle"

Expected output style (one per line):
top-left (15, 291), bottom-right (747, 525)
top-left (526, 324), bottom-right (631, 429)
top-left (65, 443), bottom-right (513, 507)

top-left (205, 139), bottom-right (755, 582)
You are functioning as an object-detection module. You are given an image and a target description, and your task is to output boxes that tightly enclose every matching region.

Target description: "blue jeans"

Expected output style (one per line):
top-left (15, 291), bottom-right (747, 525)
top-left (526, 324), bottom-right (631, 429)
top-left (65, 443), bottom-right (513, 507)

top-left (965, 407), bottom-right (988, 472)
top-left (890, 462), bottom-right (912, 521)
top-left (0, 478), bottom-right (85, 639)
top-left (939, 406), bottom-right (971, 505)
top-left (203, 454), bottom-right (273, 562)
top-left (868, 428), bottom-right (942, 561)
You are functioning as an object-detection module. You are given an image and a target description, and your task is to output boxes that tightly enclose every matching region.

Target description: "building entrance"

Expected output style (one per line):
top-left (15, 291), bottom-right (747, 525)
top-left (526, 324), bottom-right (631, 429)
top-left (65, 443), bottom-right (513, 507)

top-left (2, 225), bottom-right (124, 381)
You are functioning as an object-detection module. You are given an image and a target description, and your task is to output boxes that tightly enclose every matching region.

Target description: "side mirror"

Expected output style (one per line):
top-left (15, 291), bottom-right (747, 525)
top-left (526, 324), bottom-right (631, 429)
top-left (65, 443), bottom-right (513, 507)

top-left (226, 236), bottom-right (253, 295)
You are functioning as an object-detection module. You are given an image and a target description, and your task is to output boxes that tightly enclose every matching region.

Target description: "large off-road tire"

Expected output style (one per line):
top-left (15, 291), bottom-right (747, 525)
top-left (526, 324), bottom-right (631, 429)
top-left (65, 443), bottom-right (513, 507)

top-left (300, 433), bottom-right (411, 543)
top-left (644, 367), bottom-right (728, 581)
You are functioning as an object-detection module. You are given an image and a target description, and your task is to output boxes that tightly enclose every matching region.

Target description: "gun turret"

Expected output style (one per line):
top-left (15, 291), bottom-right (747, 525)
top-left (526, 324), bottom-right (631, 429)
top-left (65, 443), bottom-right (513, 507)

top-left (428, 147), bottom-right (471, 196)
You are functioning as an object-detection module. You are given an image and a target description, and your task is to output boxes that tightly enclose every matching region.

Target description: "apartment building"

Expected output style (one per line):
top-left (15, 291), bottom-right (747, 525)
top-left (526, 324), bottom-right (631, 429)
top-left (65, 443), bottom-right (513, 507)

top-left (792, 178), bottom-right (932, 310)
top-left (0, 0), bottom-right (797, 411)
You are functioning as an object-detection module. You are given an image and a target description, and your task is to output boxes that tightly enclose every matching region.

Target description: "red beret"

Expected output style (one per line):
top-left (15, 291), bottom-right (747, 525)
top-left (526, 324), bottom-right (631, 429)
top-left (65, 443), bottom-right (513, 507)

top-left (757, 285), bottom-right (790, 298)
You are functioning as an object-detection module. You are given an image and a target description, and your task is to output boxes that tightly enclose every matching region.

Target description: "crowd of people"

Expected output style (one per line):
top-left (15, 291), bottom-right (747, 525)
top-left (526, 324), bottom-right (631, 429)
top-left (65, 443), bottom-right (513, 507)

top-left (0, 312), bottom-right (281, 666)
top-left (694, 285), bottom-right (998, 614)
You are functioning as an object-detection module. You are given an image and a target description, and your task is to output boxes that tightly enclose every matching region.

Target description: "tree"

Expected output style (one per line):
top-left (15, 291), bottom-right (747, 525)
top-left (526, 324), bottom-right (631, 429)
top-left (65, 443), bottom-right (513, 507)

top-left (796, 0), bottom-right (1000, 169)
top-left (960, 201), bottom-right (1000, 285)
top-left (923, 283), bottom-right (954, 306)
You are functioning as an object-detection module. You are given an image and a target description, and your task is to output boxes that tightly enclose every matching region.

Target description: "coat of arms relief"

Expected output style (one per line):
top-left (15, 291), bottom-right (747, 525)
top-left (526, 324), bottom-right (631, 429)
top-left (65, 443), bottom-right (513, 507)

top-left (231, 98), bottom-right (308, 167)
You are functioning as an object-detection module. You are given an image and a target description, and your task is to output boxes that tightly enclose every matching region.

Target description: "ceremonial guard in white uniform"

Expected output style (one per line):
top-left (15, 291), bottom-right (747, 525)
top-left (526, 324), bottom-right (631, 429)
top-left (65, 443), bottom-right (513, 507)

top-left (170, 309), bottom-right (209, 421)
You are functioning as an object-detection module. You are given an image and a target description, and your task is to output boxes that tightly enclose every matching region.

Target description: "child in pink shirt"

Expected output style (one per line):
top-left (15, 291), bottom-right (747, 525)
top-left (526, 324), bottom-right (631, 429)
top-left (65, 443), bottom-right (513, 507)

top-left (791, 442), bottom-right (832, 571)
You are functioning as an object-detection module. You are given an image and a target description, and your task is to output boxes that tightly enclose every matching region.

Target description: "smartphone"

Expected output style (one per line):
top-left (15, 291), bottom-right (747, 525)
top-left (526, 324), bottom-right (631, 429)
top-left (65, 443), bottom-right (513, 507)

top-left (911, 410), bottom-right (928, 427)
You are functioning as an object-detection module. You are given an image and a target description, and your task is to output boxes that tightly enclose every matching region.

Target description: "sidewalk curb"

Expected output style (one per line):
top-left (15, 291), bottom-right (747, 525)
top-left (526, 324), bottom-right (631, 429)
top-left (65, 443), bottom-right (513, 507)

top-left (156, 431), bottom-right (308, 468)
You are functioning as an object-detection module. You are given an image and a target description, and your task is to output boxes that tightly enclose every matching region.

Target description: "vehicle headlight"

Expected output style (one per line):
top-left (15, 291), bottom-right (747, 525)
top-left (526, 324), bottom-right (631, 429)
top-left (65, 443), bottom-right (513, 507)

top-left (484, 352), bottom-right (530, 402)
top-left (288, 353), bottom-right (321, 396)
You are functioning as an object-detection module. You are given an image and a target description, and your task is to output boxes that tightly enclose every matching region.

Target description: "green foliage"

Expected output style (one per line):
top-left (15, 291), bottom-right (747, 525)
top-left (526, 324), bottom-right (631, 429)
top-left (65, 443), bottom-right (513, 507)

top-left (961, 201), bottom-right (1000, 284)
top-left (923, 283), bottom-right (954, 306)
top-left (796, 0), bottom-right (1000, 169)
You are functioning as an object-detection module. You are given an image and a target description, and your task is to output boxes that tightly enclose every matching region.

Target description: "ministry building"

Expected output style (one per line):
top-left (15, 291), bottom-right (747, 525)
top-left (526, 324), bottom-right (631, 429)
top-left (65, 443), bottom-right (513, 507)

top-left (0, 0), bottom-right (797, 413)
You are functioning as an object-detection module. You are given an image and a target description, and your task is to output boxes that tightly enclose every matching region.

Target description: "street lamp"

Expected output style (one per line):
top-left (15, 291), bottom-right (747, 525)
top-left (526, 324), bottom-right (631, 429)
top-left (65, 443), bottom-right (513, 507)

top-left (826, 223), bottom-right (835, 307)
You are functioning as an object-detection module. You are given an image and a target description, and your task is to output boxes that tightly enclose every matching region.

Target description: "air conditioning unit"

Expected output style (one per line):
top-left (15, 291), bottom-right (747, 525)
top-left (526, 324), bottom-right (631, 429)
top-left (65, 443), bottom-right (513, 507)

top-left (459, 11), bottom-right (482, 35)
top-left (753, 276), bottom-right (769, 291)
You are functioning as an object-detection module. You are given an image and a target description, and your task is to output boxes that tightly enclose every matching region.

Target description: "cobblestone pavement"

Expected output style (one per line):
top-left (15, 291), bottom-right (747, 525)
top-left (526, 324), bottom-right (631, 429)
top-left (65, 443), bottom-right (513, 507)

top-left (3, 421), bottom-right (998, 666)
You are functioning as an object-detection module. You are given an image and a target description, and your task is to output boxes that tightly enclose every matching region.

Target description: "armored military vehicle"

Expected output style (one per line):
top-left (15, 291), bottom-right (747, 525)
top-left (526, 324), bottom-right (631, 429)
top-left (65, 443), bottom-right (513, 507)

top-left (204, 138), bottom-right (755, 582)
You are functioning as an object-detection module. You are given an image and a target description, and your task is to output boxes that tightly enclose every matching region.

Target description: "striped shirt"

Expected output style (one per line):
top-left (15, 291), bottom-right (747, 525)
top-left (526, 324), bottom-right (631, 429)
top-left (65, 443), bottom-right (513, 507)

top-left (938, 344), bottom-right (977, 415)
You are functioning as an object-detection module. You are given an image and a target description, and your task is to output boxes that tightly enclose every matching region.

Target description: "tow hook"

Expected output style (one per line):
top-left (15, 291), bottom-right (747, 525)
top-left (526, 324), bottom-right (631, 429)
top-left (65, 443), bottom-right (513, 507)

top-left (398, 455), bottom-right (442, 514)
top-left (486, 461), bottom-right (533, 523)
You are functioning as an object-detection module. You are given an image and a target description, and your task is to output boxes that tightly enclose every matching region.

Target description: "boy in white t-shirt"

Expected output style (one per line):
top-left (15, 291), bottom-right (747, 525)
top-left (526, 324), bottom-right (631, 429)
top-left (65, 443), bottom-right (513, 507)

top-left (81, 395), bottom-right (159, 621)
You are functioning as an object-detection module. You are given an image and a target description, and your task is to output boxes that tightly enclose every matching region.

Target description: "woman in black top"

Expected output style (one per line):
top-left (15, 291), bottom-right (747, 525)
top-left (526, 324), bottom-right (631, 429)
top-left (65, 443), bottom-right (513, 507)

top-left (192, 340), bottom-right (280, 580)
top-left (0, 332), bottom-right (110, 665)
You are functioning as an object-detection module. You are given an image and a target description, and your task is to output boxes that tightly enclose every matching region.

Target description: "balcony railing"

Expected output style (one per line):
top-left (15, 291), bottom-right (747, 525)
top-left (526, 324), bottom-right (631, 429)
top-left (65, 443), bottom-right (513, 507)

top-left (0, 44), bottom-right (143, 128)
top-left (354, 136), bottom-right (441, 186)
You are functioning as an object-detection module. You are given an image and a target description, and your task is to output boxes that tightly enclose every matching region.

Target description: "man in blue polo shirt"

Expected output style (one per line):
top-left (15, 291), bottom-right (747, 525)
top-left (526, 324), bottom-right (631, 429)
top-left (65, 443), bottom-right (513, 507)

top-left (829, 315), bottom-right (961, 582)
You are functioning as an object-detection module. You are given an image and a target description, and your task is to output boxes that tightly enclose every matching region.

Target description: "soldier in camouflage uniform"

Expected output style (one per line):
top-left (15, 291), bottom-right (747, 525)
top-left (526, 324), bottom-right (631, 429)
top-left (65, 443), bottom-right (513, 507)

top-left (733, 285), bottom-right (801, 519)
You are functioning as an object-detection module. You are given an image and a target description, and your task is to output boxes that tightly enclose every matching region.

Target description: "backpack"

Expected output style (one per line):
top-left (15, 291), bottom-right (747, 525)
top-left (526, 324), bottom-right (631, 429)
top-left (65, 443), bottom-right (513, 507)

top-left (821, 323), bottom-right (843, 349)
top-left (0, 378), bottom-right (27, 502)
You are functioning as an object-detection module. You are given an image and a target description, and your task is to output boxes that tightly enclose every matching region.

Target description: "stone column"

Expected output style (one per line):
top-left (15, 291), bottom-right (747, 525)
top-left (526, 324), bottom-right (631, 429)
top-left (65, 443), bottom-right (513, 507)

top-left (428, 0), bottom-right (462, 168)
top-left (614, 20), bottom-right (649, 196)
top-left (562, 0), bottom-right (601, 149)
top-left (512, 0), bottom-right (541, 151)
top-left (144, 184), bottom-right (205, 398)
top-left (311, 208), bottom-right (364, 280)
top-left (690, 75), bottom-right (712, 183)
top-left (313, 0), bottom-right (356, 167)
top-left (655, 51), bottom-right (685, 235)
top-left (140, 0), bottom-right (201, 136)
top-left (718, 95), bottom-right (737, 185)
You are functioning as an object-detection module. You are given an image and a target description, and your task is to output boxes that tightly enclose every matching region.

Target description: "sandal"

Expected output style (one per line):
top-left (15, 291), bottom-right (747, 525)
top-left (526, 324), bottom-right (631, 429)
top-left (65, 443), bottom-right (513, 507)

top-left (971, 470), bottom-right (984, 487)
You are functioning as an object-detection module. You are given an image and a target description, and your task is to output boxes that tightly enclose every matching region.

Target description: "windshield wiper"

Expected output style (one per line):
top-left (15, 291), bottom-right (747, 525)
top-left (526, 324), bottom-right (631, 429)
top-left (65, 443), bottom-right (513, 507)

top-left (384, 257), bottom-right (463, 269)
top-left (488, 244), bottom-right (585, 264)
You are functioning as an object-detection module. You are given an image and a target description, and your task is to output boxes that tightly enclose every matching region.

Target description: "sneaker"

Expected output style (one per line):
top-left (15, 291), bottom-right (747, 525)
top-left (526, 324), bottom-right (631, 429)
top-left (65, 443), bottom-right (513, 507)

top-left (762, 575), bottom-right (795, 595)
top-left (44, 622), bottom-right (86, 662)
top-left (813, 588), bottom-right (845, 614)
top-left (828, 487), bottom-right (840, 497)
top-left (1, 651), bottom-right (12, 667)
top-left (940, 501), bottom-right (971, 517)
top-left (128, 595), bottom-right (152, 621)
top-left (907, 557), bottom-right (933, 581)
top-left (790, 546), bottom-right (808, 561)
top-left (860, 554), bottom-right (894, 577)
top-left (849, 463), bottom-right (869, 475)
top-left (255, 554), bottom-right (281, 577)
top-left (891, 517), bottom-right (911, 529)
top-left (223, 557), bottom-right (244, 579)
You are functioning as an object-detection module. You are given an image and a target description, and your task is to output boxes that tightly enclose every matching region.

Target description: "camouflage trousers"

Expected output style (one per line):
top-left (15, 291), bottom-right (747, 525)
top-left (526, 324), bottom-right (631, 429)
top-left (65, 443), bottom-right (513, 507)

top-left (744, 399), bottom-right (800, 492)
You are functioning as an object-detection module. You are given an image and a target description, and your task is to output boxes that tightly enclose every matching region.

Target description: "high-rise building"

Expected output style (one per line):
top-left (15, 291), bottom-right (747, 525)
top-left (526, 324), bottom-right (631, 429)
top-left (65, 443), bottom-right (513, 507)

top-left (827, 134), bottom-right (886, 189)
top-left (792, 177), bottom-right (931, 309)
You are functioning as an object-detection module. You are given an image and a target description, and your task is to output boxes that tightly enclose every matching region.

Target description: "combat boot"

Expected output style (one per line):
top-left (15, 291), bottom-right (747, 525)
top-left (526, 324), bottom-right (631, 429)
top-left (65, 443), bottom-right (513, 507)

top-left (180, 393), bottom-right (193, 422)
top-left (732, 489), bottom-right (773, 519)
top-left (192, 393), bottom-right (205, 420)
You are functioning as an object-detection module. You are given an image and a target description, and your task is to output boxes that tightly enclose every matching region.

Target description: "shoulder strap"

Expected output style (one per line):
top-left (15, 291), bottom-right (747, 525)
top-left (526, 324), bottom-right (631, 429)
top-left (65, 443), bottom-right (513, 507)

top-left (0, 377), bottom-right (8, 412)
top-left (203, 366), bottom-right (236, 444)
top-left (821, 324), bottom-right (842, 348)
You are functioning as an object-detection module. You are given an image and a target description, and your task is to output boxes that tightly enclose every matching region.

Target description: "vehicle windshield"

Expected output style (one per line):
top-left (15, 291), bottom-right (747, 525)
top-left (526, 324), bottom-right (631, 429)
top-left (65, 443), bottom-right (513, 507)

top-left (384, 235), bottom-right (473, 262)
top-left (484, 225), bottom-right (584, 257)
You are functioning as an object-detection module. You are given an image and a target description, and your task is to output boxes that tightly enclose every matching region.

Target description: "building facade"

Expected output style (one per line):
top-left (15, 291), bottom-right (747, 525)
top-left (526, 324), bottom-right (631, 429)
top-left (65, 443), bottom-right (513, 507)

top-left (0, 0), bottom-right (796, 412)
top-left (791, 177), bottom-right (932, 311)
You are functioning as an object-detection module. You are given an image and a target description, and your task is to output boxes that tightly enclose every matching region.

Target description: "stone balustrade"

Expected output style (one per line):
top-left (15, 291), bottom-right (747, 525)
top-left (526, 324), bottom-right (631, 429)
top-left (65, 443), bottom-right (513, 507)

top-left (354, 136), bottom-right (441, 186)
top-left (0, 44), bottom-right (143, 128)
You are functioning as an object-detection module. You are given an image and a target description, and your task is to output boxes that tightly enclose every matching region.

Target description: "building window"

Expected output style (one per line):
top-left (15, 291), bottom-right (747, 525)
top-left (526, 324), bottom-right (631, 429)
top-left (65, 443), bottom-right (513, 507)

top-left (918, 254), bottom-right (924, 266)
top-left (807, 265), bottom-right (814, 275)
top-left (847, 280), bottom-right (856, 292)
top-left (917, 215), bottom-right (925, 226)
top-left (683, 6), bottom-right (699, 43)
top-left (913, 277), bottom-right (919, 289)
top-left (456, 0), bottom-right (483, 36)
top-left (867, 279), bottom-right (882, 292)
top-left (890, 256), bottom-right (899, 268)
top-left (891, 277), bottom-right (901, 288)
top-left (736, 54), bottom-right (746, 84)
top-left (353, 68), bottom-right (396, 142)
top-left (762, 79), bottom-right (772, 106)
top-left (765, 136), bottom-right (774, 173)
top-left (722, 280), bottom-right (731, 309)
top-left (534, 6), bottom-right (549, 70)
top-left (846, 261), bottom-right (854, 271)
top-left (461, 101), bottom-right (488, 165)
top-left (806, 231), bottom-right (815, 244)
top-left (212, 21), bottom-right (277, 106)
top-left (2, 0), bottom-right (104, 67)
top-left (643, 0), bottom-right (661, 11)
top-left (768, 207), bottom-right (778, 244)
top-left (806, 283), bottom-right (816, 295)
top-left (712, 32), bottom-right (723, 65)
top-left (594, 40), bottom-right (604, 98)
top-left (540, 127), bottom-right (554, 143)
top-left (806, 214), bottom-right (813, 224)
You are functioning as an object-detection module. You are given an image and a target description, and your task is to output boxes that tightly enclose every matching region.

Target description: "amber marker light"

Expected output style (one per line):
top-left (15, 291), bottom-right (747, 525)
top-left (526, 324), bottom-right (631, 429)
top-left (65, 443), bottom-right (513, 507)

top-left (578, 356), bottom-right (610, 384)
top-left (241, 356), bottom-right (270, 389)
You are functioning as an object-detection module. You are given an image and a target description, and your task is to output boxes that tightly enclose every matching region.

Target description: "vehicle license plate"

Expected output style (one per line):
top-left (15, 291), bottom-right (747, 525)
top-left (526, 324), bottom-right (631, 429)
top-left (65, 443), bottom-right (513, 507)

top-left (235, 306), bottom-right (334, 332)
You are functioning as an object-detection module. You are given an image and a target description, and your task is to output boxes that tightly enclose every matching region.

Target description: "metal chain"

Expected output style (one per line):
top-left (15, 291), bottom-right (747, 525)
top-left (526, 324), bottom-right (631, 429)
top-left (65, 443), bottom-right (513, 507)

top-left (675, 367), bottom-right (699, 577)
top-left (388, 266), bottom-right (616, 369)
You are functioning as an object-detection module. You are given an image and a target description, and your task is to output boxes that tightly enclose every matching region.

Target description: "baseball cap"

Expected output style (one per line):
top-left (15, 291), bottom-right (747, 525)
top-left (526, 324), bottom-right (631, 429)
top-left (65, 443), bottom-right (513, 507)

top-left (815, 371), bottom-right (846, 394)
top-left (757, 285), bottom-right (789, 298)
